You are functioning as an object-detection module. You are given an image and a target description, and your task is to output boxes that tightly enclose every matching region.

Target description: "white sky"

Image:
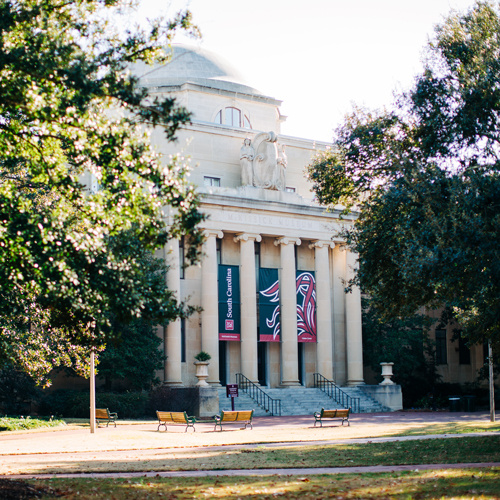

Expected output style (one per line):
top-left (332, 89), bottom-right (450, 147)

top-left (139, 0), bottom-right (478, 143)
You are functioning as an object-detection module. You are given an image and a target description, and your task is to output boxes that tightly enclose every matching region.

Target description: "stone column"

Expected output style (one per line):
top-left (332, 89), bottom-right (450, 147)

top-left (309, 240), bottom-right (335, 380)
top-left (275, 236), bottom-right (301, 387)
top-left (345, 248), bottom-right (364, 386)
top-left (234, 233), bottom-right (262, 383)
top-left (164, 238), bottom-right (183, 386)
top-left (332, 245), bottom-right (347, 384)
top-left (201, 230), bottom-right (223, 385)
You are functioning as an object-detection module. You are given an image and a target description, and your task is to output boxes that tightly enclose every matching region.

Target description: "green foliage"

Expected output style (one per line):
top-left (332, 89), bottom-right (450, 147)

top-left (307, 1), bottom-right (500, 347)
top-left (97, 317), bottom-right (164, 391)
top-left (0, 0), bottom-right (205, 384)
top-left (194, 351), bottom-right (211, 362)
top-left (38, 389), bottom-right (149, 419)
top-left (362, 299), bottom-right (439, 407)
top-left (148, 386), bottom-right (199, 415)
top-left (0, 416), bottom-right (64, 431)
top-left (0, 365), bottom-right (41, 414)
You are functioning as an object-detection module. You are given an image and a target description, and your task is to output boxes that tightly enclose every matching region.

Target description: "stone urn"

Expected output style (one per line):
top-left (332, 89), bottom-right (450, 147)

top-left (380, 362), bottom-right (395, 385)
top-left (194, 361), bottom-right (209, 386)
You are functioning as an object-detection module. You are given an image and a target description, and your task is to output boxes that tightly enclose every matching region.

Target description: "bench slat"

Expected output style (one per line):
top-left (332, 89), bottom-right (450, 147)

top-left (95, 408), bottom-right (118, 428)
top-left (313, 407), bottom-right (351, 427)
top-left (156, 411), bottom-right (196, 432)
top-left (214, 410), bottom-right (254, 431)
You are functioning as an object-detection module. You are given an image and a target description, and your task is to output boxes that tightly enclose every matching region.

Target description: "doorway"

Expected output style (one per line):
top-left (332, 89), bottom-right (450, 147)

top-left (218, 341), bottom-right (227, 386)
top-left (257, 341), bottom-right (267, 386)
top-left (298, 343), bottom-right (305, 386)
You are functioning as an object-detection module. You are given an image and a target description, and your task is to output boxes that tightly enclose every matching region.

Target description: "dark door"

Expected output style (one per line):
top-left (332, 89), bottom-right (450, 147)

top-left (257, 341), bottom-right (267, 386)
top-left (298, 343), bottom-right (305, 385)
top-left (219, 341), bottom-right (227, 386)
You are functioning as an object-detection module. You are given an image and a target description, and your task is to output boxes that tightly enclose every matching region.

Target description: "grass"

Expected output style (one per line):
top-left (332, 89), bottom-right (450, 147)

top-left (384, 421), bottom-right (500, 437)
top-left (0, 416), bottom-right (66, 432)
top-left (202, 436), bottom-right (500, 470)
top-left (26, 468), bottom-right (500, 499)
top-left (8, 435), bottom-right (499, 475)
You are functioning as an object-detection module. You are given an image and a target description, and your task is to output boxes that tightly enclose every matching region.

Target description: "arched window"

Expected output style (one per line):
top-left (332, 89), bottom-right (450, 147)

top-left (214, 107), bottom-right (251, 129)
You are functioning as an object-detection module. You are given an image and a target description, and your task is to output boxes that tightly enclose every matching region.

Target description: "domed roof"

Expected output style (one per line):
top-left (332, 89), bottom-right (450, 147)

top-left (133, 44), bottom-right (265, 96)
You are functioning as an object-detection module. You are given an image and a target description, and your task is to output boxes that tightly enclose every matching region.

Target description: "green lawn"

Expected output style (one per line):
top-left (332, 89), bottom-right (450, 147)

top-left (24, 468), bottom-right (500, 499)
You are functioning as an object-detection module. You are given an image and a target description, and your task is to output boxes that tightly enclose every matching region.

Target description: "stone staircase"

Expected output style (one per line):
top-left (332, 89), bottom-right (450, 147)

top-left (218, 386), bottom-right (390, 416)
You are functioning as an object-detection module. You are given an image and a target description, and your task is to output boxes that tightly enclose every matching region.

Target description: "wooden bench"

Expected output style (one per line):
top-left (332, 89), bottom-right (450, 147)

top-left (95, 408), bottom-right (118, 428)
top-left (214, 410), bottom-right (254, 431)
top-left (313, 407), bottom-right (351, 427)
top-left (156, 411), bottom-right (196, 432)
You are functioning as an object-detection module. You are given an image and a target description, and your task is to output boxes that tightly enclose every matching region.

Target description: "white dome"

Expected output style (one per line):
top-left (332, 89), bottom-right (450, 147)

top-left (133, 44), bottom-right (265, 96)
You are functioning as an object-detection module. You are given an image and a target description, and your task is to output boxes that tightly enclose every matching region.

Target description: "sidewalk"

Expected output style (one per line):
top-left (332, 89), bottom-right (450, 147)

top-left (1, 411), bottom-right (498, 477)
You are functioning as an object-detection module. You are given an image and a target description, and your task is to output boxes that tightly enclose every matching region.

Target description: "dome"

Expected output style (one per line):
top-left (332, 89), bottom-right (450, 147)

top-left (133, 44), bottom-right (265, 96)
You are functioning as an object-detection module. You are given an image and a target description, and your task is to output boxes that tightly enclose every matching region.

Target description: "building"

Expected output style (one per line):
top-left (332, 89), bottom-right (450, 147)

top-left (132, 44), bottom-right (366, 391)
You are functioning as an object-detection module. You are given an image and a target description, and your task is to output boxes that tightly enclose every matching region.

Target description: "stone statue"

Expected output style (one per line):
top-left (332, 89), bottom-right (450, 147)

top-left (253, 132), bottom-right (286, 190)
top-left (274, 144), bottom-right (287, 191)
top-left (239, 132), bottom-right (287, 191)
top-left (239, 138), bottom-right (255, 186)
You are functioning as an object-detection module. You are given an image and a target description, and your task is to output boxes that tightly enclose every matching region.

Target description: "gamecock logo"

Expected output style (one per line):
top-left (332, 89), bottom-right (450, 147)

top-left (296, 272), bottom-right (316, 340)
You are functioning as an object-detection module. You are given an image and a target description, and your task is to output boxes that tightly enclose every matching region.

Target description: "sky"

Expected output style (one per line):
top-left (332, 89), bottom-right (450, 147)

top-left (139, 0), bottom-right (479, 143)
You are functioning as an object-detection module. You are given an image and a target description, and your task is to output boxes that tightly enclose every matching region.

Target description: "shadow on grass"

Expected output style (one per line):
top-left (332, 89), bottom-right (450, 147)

top-left (31, 468), bottom-right (500, 499)
top-left (9, 435), bottom-right (500, 475)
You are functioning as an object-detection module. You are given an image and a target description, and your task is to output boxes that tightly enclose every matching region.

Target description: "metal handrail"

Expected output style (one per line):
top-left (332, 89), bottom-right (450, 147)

top-left (235, 373), bottom-right (282, 416)
top-left (313, 373), bottom-right (361, 413)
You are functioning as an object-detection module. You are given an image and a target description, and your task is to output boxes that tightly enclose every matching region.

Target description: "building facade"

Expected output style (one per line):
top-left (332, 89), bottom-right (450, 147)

top-left (134, 45), bottom-right (364, 389)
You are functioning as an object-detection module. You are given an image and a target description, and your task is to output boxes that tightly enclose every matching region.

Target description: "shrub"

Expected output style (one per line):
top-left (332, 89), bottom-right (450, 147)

top-left (38, 390), bottom-right (149, 419)
top-left (148, 386), bottom-right (199, 416)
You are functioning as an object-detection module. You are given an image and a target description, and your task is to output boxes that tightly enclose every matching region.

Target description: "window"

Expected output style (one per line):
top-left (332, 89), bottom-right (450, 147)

top-left (459, 336), bottom-right (471, 365)
top-left (214, 107), bottom-right (251, 129)
top-left (181, 318), bottom-right (186, 363)
top-left (435, 329), bottom-right (447, 365)
top-left (204, 176), bottom-right (221, 187)
top-left (285, 187), bottom-right (296, 193)
top-left (255, 241), bottom-right (261, 290)
top-left (216, 238), bottom-right (222, 265)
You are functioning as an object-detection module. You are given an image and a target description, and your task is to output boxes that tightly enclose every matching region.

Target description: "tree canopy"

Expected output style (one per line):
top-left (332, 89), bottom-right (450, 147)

top-left (307, 1), bottom-right (500, 347)
top-left (0, 0), bottom-right (205, 384)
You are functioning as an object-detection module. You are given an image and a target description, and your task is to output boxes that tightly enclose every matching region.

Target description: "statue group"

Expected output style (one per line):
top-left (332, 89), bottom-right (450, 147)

top-left (239, 132), bottom-right (287, 191)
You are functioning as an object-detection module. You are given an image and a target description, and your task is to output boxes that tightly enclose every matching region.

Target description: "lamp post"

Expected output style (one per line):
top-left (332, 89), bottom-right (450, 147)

top-left (90, 349), bottom-right (96, 433)
top-left (489, 342), bottom-right (495, 423)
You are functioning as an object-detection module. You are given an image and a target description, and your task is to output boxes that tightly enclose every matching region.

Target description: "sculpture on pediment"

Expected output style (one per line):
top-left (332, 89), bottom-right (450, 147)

top-left (275, 144), bottom-right (287, 191)
top-left (239, 138), bottom-right (255, 186)
top-left (240, 132), bottom-right (286, 190)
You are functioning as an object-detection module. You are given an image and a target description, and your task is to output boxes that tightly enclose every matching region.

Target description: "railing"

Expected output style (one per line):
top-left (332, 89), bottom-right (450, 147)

top-left (313, 373), bottom-right (361, 413)
top-left (235, 373), bottom-right (282, 416)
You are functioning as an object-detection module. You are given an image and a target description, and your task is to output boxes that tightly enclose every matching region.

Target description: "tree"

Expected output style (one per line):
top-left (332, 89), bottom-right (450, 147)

top-left (97, 245), bottom-right (173, 391)
top-left (97, 318), bottom-right (164, 391)
top-left (307, 1), bottom-right (500, 348)
top-left (362, 298), bottom-right (438, 407)
top-left (0, 0), bottom-right (205, 385)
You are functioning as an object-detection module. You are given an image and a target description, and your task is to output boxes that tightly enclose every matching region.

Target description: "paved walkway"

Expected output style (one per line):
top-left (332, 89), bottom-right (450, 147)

top-left (1, 411), bottom-right (498, 478)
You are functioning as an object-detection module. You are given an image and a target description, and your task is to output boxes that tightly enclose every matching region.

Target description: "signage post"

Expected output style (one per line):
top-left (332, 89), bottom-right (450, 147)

top-left (226, 384), bottom-right (239, 411)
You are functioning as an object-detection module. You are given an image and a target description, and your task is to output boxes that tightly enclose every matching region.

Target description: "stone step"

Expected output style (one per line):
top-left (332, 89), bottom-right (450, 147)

top-left (217, 386), bottom-right (391, 416)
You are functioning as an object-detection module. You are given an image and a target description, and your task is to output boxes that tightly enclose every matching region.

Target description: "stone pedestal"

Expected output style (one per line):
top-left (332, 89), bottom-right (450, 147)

top-left (197, 386), bottom-right (219, 418)
top-left (359, 385), bottom-right (403, 411)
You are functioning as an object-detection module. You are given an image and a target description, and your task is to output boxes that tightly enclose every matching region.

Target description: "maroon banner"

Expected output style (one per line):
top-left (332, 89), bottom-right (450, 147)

top-left (296, 271), bottom-right (317, 342)
top-left (259, 268), bottom-right (280, 342)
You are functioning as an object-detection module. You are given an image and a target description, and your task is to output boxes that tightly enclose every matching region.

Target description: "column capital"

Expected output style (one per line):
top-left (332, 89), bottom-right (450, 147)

top-left (234, 232), bottom-right (262, 243)
top-left (308, 240), bottom-right (335, 250)
top-left (274, 236), bottom-right (301, 247)
top-left (203, 229), bottom-right (224, 239)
